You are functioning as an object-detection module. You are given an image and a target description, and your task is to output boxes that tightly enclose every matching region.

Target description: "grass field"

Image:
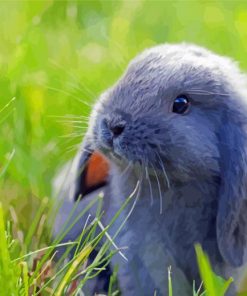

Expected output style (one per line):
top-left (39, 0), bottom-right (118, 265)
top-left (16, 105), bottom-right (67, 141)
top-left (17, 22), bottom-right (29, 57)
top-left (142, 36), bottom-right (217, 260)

top-left (0, 1), bottom-right (247, 295)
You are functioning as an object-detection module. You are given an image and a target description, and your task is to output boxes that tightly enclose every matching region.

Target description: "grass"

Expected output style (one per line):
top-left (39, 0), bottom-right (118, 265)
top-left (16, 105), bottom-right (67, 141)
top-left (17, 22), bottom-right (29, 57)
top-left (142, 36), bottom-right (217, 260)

top-left (0, 0), bottom-right (247, 295)
top-left (0, 192), bottom-right (234, 295)
top-left (0, 194), bottom-right (119, 295)
top-left (0, 200), bottom-right (234, 296)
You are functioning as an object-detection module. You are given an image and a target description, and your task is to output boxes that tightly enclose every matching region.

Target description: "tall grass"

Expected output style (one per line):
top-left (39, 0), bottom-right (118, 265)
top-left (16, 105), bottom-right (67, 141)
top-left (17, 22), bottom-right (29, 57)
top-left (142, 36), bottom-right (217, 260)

top-left (0, 200), bottom-right (234, 295)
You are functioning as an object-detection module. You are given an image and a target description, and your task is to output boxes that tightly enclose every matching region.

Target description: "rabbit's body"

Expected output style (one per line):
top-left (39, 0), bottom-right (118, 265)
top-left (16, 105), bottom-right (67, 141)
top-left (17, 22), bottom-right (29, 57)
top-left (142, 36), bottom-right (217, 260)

top-left (54, 43), bottom-right (247, 295)
top-left (103, 165), bottom-right (239, 295)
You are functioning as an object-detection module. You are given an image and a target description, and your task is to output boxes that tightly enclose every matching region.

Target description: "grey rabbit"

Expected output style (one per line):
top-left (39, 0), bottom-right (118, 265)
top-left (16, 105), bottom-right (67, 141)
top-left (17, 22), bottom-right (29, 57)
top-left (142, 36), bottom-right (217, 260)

top-left (53, 43), bottom-right (247, 295)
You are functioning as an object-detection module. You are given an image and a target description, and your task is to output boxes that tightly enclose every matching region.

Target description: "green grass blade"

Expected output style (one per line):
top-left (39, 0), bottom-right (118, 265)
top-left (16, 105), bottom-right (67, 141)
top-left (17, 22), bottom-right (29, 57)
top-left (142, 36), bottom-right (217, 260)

top-left (0, 203), bottom-right (16, 294)
top-left (21, 261), bottom-right (29, 296)
top-left (195, 244), bottom-right (233, 296)
top-left (168, 266), bottom-right (173, 296)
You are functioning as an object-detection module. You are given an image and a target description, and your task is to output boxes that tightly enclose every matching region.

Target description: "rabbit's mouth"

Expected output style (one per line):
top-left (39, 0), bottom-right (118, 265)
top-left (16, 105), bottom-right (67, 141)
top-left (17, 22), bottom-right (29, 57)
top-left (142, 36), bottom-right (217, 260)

top-left (94, 114), bottom-right (159, 166)
top-left (96, 141), bottom-right (128, 167)
top-left (94, 124), bottom-right (127, 163)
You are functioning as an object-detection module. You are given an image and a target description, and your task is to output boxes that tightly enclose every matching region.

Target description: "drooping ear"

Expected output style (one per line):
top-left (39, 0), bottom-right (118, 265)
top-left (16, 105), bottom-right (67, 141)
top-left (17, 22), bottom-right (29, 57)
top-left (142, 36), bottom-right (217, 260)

top-left (217, 111), bottom-right (247, 267)
top-left (52, 137), bottom-right (110, 255)
top-left (73, 138), bottom-right (110, 201)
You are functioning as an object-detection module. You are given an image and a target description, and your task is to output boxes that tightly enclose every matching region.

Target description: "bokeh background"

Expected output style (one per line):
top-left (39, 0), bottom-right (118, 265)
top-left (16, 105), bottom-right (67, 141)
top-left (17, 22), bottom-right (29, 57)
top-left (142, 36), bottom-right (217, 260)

top-left (0, 0), bottom-right (247, 253)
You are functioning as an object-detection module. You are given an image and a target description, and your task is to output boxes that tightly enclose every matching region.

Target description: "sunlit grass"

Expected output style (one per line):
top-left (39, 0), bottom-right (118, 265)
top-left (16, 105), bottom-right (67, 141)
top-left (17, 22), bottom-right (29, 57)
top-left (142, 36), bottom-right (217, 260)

top-left (0, 201), bottom-right (234, 295)
top-left (0, 197), bottom-right (120, 295)
top-left (195, 245), bottom-right (233, 296)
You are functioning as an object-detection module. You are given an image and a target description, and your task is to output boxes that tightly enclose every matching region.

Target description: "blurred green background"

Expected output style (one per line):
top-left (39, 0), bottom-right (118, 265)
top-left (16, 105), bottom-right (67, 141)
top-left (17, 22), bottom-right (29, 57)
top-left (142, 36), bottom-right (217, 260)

top-left (0, 0), bottom-right (247, 246)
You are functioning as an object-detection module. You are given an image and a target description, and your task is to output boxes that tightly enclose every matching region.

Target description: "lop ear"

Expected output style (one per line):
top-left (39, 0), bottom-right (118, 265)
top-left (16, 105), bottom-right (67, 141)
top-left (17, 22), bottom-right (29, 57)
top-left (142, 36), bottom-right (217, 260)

top-left (52, 136), bottom-right (110, 256)
top-left (217, 111), bottom-right (247, 267)
top-left (73, 137), bottom-right (110, 201)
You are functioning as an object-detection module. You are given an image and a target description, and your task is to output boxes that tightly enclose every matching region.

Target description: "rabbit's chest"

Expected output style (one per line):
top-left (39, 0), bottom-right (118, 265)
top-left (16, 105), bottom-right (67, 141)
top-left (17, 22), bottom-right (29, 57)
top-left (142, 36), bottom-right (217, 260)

top-left (105, 193), bottom-right (195, 295)
top-left (108, 177), bottom-right (218, 247)
top-left (110, 194), bottom-right (207, 260)
top-left (106, 175), bottom-right (220, 285)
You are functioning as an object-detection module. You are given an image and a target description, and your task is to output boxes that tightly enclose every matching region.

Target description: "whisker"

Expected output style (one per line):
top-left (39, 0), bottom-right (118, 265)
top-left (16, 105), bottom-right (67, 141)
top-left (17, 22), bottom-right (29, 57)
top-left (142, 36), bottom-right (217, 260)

top-left (186, 89), bottom-right (229, 96)
top-left (63, 134), bottom-right (94, 154)
top-left (52, 76), bottom-right (93, 102)
top-left (48, 114), bottom-right (90, 119)
top-left (49, 59), bottom-right (97, 99)
top-left (155, 151), bottom-right (170, 189)
top-left (64, 142), bottom-right (92, 153)
top-left (55, 120), bottom-right (89, 125)
top-left (112, 178), bottom-right (142, 247)
top-left (66, 80), bottom-right (94, 97)
top-left (189, 88), bottom-right (228, 94)
top-left (55, 134), bottom-right (86, 156)
top-left (64, 140), bottom-right (82, 152)
top-left (42, 85), bottom-right (93, 108)
top-left (59, 133), bottom-right (85, 139)
top-left (72, 124), bottom-right (88, 128)
top-left (79, 147), bottom-right (95, 154)
top-left (57, 124), bottom-right (89, 130)
top-left (119, 162), bottom-right (132, 178)
top-left (151, 162), bottom-right (163, 215)
top-left (125, 172), bottom-right (143, 218)
top-left (65, 145), bottom-right (93, 156)
top-left (70, 126), bottom-right (88, 131)
top-left (145, 165), bottom-right (154, 206)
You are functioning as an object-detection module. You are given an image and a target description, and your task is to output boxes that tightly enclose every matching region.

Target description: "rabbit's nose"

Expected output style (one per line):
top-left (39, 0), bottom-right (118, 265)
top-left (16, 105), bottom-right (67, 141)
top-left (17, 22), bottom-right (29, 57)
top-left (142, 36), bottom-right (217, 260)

top-left (109, 123), bottom-right (125, 137)
top-left (100, 118), bottom-right (126, 147)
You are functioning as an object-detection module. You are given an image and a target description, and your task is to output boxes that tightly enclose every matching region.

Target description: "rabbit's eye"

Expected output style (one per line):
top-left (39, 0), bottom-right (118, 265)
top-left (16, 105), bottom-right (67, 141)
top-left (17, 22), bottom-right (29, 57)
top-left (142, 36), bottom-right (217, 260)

top-left (172, 95), bottom-right (190, 114)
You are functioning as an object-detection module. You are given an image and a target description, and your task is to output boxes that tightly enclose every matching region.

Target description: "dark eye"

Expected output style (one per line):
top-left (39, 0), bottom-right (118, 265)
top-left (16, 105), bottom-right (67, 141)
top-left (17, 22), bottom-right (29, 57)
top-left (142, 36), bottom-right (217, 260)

top-left (172, 95), bottom-right (190, 114)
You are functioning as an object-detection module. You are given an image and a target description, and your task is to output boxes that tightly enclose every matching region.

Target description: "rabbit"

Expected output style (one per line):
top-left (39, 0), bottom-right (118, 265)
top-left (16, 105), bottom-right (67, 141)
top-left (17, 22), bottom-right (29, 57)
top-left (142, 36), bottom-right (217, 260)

top-left (53, 43), bottom-right (247, 296)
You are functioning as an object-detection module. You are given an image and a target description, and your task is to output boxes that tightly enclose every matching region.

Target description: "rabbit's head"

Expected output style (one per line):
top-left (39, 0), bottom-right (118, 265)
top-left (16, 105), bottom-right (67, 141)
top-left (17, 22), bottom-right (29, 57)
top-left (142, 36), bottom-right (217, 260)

top-left (76, 44), bottom-right (247, 268)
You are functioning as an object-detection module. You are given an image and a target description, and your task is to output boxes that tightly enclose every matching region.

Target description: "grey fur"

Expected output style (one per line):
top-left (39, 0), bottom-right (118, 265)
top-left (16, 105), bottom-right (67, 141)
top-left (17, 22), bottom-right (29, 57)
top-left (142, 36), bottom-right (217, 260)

top-left (54, 43), bottom-right (247, 295)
